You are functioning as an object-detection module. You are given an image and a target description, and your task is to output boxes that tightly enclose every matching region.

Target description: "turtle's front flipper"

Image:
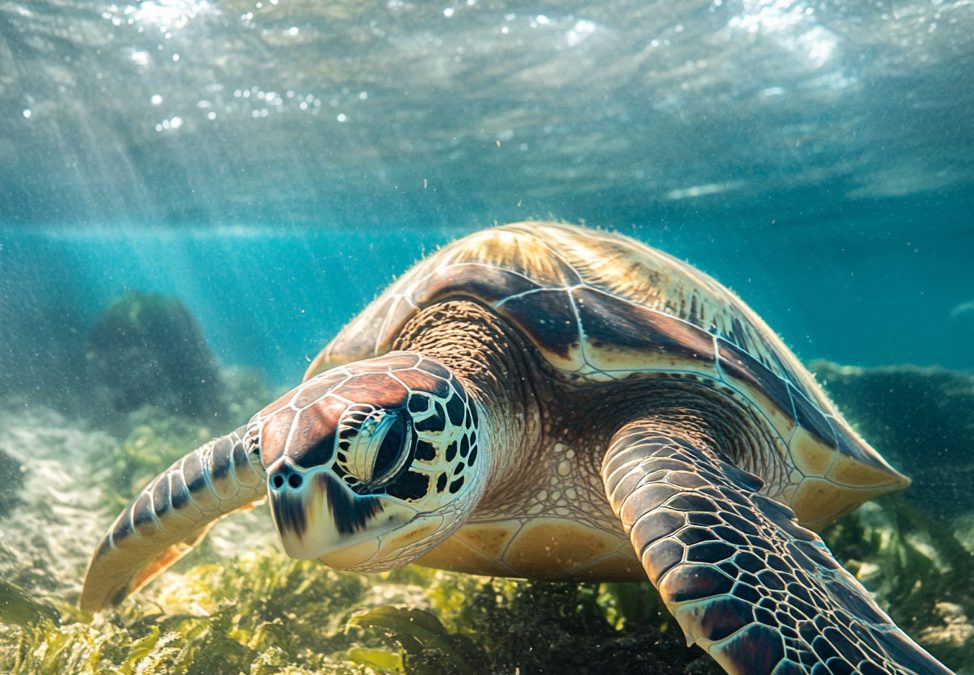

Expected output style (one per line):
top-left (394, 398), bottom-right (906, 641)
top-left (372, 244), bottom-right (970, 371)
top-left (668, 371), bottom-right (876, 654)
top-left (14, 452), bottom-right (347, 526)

top-left (601, 418), bottom-right (952, 675)
top-left (80, 424), bottom-right (266, 613)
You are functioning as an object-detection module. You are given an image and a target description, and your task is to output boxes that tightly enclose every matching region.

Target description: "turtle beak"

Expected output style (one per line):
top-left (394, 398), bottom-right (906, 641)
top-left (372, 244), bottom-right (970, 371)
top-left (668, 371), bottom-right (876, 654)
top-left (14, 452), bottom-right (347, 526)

top-left (266, 463), bottom-right (414, 566)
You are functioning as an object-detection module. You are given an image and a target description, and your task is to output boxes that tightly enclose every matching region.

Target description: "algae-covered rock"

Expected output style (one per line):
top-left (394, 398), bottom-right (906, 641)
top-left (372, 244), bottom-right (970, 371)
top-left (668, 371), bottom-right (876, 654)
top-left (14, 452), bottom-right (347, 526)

top-left (0, 448), bottom-right (24, 517)
top-left (812, 361), bottom-right (974, 670)
top-left (3, 359), bottom-right (973, 674)
top-left (811, 360), bottom-right (974, 516)
top-left (823, 496), bottom-right (974, 670)
top-left (85, 291), bottom-right (225, 420)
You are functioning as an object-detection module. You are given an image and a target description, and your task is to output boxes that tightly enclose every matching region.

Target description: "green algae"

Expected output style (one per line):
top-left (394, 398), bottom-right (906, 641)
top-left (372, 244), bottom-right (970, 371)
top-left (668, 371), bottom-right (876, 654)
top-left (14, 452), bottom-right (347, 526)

top-left (0, 579), bottom-right (61, 627)
top-left (347, 607), bottom-right (479, 674)
top-left (1, 549), bottom-right (385, 674)
top-left (98, 409), bottom-right (215, 509)
top-left (2, 359), bottom-right (973, 674)
top-left (0, 552), bottom-right (717, 675)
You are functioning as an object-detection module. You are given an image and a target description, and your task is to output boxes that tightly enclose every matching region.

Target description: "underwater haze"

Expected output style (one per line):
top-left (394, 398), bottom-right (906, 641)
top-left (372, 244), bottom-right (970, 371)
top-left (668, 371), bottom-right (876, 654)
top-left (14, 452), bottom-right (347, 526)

top-left (1, 0), bottom-right (974, 673)
top-left (1, 0), bottom-right (973, 392)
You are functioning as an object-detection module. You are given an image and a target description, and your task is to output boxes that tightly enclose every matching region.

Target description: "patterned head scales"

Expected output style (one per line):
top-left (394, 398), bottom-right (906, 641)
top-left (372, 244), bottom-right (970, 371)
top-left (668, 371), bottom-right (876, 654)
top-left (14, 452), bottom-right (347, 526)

top-left (253, 352), bottom-right (483, 571)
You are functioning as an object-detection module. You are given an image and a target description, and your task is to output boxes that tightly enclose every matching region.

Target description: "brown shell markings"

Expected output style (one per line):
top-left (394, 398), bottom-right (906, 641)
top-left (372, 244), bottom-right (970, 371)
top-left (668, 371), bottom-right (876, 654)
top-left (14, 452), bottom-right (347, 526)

top-left (305, 222), bottom-right (906, 517)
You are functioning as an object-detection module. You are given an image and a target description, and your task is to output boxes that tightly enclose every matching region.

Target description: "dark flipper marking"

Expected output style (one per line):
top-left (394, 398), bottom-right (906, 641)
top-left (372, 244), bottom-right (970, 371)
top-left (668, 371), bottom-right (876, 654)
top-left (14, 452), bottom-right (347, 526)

top-left (80, 425), bottom-right (266, 613)
top-left (601, 418), bottom-right (952, 675)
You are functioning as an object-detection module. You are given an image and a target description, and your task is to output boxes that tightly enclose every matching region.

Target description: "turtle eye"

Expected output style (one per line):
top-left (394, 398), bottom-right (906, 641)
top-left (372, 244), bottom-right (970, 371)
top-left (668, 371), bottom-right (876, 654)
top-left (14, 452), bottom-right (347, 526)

top-left (337, 409), bottom-right (411, 487)
top-left (371, 413), bottom-right (408, 485)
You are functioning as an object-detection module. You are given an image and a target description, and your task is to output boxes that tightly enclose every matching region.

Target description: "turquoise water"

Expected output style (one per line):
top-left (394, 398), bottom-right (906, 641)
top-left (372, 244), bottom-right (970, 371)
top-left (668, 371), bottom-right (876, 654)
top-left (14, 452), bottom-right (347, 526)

top-left (1, 1), bottom-right (973, 673)
top-left (3, 216), bottom-right (972, 396)
top-left (2, 1), bottom-right (973, 394)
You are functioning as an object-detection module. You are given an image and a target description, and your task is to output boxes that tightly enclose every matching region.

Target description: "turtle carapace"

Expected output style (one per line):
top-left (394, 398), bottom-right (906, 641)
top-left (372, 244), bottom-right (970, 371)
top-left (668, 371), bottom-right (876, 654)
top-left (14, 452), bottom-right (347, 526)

top-left (81, 223), bottom-right (950, 675)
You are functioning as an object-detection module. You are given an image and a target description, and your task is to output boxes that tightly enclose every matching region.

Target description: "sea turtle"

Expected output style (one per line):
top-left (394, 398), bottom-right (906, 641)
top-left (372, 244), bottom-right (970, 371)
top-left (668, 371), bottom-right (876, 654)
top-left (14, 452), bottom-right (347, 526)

top-left (81, 222), bottom-right (950, 674)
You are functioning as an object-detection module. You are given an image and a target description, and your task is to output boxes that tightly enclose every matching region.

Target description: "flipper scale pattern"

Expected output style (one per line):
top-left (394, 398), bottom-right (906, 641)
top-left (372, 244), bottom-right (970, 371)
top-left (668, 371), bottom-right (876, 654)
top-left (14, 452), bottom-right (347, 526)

top-left (602, 419), bottom-right (953, 675)
top-left (80, 424), bottom-right (266, 612)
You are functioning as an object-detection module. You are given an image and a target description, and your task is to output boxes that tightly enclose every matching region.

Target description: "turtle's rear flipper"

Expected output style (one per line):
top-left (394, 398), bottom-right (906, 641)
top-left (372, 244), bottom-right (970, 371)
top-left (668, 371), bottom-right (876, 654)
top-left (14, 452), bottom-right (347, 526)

top-left (80, 425), bottom-right (266, 613)
top-left (601, 418), bottom-right (952, 675)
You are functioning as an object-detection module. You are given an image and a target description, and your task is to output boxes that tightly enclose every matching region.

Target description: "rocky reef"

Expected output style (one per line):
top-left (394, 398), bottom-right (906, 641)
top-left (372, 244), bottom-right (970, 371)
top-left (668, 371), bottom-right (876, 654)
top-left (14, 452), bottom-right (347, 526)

top-left (0, 355), bottom-right (971, 673)
top-left (811, 360), bottom-right (974, 671)
top-left (0, 397), bottom-right (716, 675)
top-left (84, 292), bottom-right (226, 421)
top-left (810, 361), bottom-right (974, 518)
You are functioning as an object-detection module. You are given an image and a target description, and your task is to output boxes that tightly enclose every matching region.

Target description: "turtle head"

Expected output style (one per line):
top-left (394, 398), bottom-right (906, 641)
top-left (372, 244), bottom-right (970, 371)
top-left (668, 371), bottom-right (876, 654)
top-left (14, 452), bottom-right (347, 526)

top-left (254, 353), bottom-right (485, 571)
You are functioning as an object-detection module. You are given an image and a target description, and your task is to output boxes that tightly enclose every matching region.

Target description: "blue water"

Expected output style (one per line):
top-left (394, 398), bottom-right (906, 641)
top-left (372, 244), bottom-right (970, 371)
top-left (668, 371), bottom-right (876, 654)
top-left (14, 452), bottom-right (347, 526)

top-left (1, 4), bottom-right (974, 673)
top-left (2, 215), bottom-right (972, 400)
top-left (1, 0), bottom-right (972, 391)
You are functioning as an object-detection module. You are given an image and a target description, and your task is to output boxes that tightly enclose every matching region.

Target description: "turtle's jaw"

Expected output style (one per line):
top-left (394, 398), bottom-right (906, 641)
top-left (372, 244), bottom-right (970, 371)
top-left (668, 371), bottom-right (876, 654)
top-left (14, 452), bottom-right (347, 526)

top-left (268, 469), bottom-right (415, 564)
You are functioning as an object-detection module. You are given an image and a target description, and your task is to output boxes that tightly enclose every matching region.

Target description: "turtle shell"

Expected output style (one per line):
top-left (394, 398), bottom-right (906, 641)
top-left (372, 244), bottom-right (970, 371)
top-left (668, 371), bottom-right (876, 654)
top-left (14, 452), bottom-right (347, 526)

top-left (307, 222), bottom-right (906, 525)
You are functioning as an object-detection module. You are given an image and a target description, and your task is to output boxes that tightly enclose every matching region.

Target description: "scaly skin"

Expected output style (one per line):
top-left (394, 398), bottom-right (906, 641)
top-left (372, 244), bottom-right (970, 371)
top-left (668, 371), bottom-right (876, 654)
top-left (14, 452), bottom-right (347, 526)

top-left (80, 223), bottom-right (949, 674)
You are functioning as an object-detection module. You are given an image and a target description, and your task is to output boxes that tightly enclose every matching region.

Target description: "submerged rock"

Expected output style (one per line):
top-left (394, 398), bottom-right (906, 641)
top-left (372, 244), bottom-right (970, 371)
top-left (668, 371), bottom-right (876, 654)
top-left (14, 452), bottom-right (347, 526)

top-left (2, 360), bottom-right (972, 673)
top-left (0, 448), bottom-right (24, 518)
top-left (811, 360), bottom-right (974, 517)
top-left (813, 360), bottom-right (974, 670)
top-left (84, 291), bottom-right (225, 421)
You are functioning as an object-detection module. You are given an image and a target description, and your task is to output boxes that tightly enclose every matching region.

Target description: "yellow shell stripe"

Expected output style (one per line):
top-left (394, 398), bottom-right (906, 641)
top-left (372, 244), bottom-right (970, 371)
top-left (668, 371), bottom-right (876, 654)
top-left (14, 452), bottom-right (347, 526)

top-left (316, 222), bottom-right (819, 407)
top-left (307, 222), bottom-right (907, 528)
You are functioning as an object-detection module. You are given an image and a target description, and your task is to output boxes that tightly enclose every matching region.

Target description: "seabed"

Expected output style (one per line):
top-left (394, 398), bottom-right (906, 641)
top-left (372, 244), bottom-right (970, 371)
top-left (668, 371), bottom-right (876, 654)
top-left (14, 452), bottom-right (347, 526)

top-left (0, 297), bottom-right (971, 674)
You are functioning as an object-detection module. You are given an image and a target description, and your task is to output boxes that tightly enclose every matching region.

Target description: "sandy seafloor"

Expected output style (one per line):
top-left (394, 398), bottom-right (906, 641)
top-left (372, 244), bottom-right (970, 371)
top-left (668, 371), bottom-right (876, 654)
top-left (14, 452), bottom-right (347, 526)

top-left (1, 1), bottom-right (973, 671)
top-left (1, 352), bottom-right (973, 674)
